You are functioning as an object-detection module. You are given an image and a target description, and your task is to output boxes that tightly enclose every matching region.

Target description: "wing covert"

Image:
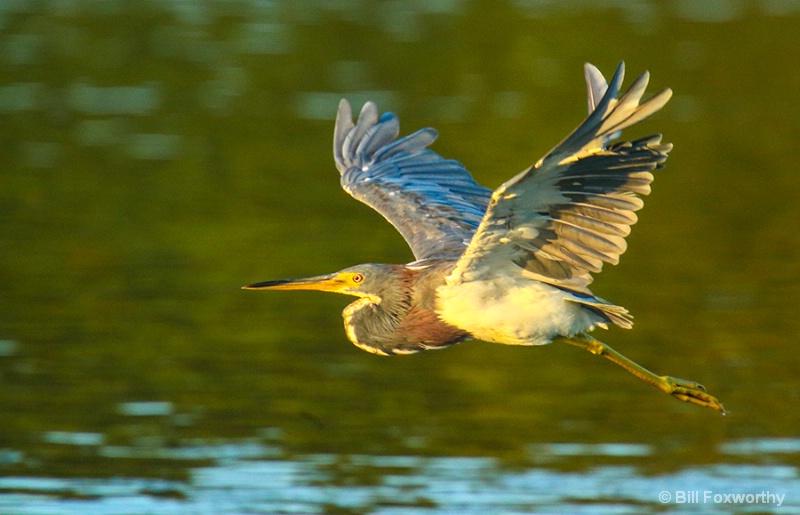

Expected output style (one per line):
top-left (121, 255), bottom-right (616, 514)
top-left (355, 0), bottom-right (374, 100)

top-left (334, 99), bottom-right (491, 261)
top-left (450, 62), bottom-right (673, 290)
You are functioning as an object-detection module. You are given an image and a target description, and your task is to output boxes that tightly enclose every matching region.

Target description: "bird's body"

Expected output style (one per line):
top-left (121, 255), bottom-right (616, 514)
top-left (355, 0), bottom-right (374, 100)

top-left (246, 62), bottom-right (725, 413)
top-left (437, 270), bottom-right (613, 346)
top-left (319, 258), bottom-right (616, 355)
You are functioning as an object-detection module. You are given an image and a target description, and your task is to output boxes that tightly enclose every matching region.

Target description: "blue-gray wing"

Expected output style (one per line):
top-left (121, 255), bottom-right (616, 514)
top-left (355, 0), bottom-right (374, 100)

top-left (334, 99), bottom-right (492, 261)
top-left (451, 62), bottom-right (673, 291)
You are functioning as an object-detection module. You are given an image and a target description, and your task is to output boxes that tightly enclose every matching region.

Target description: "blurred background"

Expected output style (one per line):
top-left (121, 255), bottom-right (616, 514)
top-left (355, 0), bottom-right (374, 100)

top-left (1, 0), bottom-right (799, 513)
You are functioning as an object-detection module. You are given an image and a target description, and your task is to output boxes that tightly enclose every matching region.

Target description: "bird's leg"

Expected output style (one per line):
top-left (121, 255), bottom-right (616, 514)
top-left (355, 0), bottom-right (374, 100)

top-left (556, 334), bottom-right (725, 414)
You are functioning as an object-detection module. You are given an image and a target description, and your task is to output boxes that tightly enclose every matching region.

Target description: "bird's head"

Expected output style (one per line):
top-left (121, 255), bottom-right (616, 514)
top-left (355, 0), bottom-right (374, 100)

top-left (243, 263), bottom-right (396, 302)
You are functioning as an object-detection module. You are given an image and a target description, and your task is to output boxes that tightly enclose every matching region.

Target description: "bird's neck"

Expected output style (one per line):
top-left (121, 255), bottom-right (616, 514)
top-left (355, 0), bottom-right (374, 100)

top-left (343, 263), bottom-right (469, 355)
top-left (342, 265), bottom-right (412, 355)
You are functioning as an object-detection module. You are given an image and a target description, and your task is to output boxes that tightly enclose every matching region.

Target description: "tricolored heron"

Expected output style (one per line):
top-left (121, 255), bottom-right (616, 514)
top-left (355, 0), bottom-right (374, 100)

top-left (245, 62), bottom-right (724, 413)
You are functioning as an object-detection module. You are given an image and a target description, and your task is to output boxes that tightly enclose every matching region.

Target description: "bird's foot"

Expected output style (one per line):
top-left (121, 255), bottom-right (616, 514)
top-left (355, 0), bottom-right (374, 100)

top-left (558, 335), bottom-right (726, 414)
top-left (660, 375), bottom-right (726, 414)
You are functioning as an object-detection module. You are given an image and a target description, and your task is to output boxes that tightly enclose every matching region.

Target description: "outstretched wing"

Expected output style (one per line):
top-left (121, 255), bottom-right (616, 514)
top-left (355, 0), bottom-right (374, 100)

top-left (334, 99), bottom-right (491, 261)
top-left (450, 62), bottom-right (673, 290)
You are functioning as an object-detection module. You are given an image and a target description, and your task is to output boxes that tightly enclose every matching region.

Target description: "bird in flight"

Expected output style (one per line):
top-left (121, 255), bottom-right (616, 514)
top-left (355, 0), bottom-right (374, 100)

top-left (245, 62), bottom-right (725, 413)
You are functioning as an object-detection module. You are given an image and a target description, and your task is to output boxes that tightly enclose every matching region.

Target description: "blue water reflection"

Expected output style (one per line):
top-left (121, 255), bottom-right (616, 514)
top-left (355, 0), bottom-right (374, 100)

top-left (1, 438), bottom-right (797, 513)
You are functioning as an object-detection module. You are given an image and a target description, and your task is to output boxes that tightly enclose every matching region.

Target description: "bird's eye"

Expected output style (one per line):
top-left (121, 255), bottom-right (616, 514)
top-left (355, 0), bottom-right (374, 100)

top-left (351, 273), bottom-right (364, 284)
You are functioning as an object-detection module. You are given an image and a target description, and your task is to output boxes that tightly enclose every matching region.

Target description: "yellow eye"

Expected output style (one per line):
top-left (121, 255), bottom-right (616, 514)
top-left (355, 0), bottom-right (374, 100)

top-left (351, 273), bottom-right (364, 284)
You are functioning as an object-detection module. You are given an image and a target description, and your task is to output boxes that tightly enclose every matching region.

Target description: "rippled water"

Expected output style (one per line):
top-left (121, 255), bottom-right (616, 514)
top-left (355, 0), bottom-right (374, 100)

top-left (1, 437), bottom-right (798, 513)
top-left (1, 1), bottom-right (799, 513)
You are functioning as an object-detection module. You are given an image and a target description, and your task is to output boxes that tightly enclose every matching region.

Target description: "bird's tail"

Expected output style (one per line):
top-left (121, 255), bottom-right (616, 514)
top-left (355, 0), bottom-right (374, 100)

top-left (569, 296), bottom-right (633, 330)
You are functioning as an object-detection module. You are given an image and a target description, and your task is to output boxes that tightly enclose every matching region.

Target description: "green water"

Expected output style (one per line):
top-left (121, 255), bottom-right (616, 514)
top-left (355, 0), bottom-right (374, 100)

top-left (1, 1), bottom-right (799, 512)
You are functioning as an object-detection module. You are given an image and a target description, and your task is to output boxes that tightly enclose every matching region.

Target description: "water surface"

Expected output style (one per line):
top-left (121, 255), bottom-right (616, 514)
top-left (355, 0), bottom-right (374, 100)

top-left (1, 1), bottom-right (799, 513)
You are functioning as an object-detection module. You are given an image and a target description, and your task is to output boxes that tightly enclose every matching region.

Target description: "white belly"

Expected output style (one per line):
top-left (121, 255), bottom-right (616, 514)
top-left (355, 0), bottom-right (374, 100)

top-left (436, 276), bottom-right (600, 345)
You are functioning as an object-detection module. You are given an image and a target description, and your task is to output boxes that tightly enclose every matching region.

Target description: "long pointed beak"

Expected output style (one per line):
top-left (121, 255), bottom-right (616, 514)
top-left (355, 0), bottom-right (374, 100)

top-left (242, 273), bottom-right (346, 293)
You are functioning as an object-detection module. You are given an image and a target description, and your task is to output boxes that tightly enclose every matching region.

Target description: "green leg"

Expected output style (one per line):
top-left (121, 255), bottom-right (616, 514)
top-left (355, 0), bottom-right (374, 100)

top-left (557, 334), bottom-right (725, 414)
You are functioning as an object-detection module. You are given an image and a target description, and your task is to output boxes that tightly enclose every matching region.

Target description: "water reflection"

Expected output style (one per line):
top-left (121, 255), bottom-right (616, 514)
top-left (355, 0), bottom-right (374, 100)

top-left (1, 438), bottom-right (798, 513)
top-left (2, 0), bottom-right (800, 513)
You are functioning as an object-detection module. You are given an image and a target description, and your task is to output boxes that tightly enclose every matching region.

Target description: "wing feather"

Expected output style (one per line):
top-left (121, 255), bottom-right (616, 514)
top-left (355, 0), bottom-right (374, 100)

top-left (451, 62), bottom-right (673, 291)
top-left (584, 63), bottom-right (610, 113)
top-left (334, 99), bottom-right (492, 260)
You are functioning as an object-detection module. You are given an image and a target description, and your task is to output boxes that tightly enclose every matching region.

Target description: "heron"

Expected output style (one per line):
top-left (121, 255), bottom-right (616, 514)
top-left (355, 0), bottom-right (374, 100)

top-left (245, 62), bottom-right (724, 414)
